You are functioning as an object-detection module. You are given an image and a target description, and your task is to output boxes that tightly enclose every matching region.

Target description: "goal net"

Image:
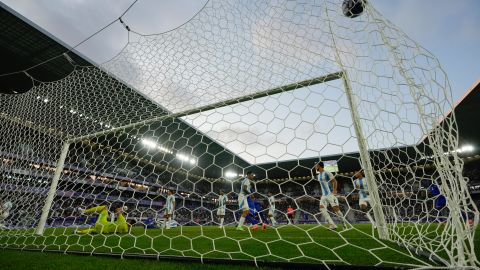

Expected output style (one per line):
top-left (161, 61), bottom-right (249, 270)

top-left (0, 0), bottom-right (478, 268)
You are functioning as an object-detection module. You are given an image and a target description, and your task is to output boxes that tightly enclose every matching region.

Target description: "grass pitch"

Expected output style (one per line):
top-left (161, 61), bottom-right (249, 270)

top-left (1, 224), bottom-right (479, 268)
top-left (0, 249), bottom-right (279, 270)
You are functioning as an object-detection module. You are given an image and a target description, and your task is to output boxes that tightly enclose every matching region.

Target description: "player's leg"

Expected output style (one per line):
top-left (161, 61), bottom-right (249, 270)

top-left (268, 211), bottom-right (277, 227)
top-left (260, 212), bottom-right (267, 230)
top-left (75, 205), bottom-right (109, 234)
top-left (245, 211), bottom-right (258, 225)
top-left (237, 195), bottom-right (249, 230)
top-left (219, 215), bottom-right (224, 228)
top-left (254, 203), bottom-right (267, 230)
top-left (360, 199), bottom-right (375, 227)
top-left (114, 213), bottom-right (129, 233)
top-left (76, 228), bottom-right (96, 235)
top-left (217, 207), bottom-right (225, 228)
top-left (0, 211), bottom-right (9, 229)
top-left (166, 214), bottom-right (171, 229)
top-left (320, 196), bottom-right (336, 230)
top-left (237, 211), bottom-right (249, 230)
top-left (331, 195), bottom-right (348, 230)
top-left (270, 207), bottom-right (277, 226)
top-left (95, 208), bottom-right (114, 233)
top-left (220, 209), bottom-right (225, 227)
top-left (83, 205), bottom-right (107, 215)
top-left (165, 213), bottom-right (171, 229)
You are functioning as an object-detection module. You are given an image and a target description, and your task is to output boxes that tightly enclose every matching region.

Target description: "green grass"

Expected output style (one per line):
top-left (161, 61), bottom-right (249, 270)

top-left (1, 224), bottom-right (479, 268)
top-left (0, 249), bottom-right (279, 270)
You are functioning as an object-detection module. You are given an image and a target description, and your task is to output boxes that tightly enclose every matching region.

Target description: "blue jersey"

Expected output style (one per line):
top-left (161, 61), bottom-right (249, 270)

top-left (247, 196), bottom-right (256, 214)
top-left (429, 184), bottom-right (446, 208)
top-left (317, 171), bottom-right (334, 196)
top-left (246, 197), bottom-right (263, 214)
top-left (354, 178), bottom-right (368, 199)
top-left (429, 185), bottom-right (440, 196)
top-left (254, 201), bottom-right (262, 213)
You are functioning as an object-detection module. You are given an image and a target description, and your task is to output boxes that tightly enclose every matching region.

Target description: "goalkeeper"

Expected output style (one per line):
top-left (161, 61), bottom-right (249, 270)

top-left (75, 203), bottom-right (129, 234)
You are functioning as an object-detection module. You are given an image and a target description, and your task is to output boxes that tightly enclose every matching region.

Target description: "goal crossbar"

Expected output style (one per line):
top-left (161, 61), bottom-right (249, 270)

top-left (67, 71), bottom-right (344, 143)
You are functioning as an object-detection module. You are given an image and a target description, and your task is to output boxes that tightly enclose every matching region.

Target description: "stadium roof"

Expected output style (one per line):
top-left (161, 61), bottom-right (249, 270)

top-left (0, 4), bottom-right (250, 179)
top-left (1, 3), bottom-right (478, 180)
top-left (447, 80), bottom-right (480, 152)
top-left (0, 5), bottom-right (89, 94)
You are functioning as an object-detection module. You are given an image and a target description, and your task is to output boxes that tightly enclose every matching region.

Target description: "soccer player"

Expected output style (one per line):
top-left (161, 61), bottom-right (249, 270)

top-left (287, 205), bottom-right (294, 224)
top-left (75, 203), bottom-right (128, 234)
top-left (246, 194), bottom-right (267, 230)
top-left (0, 200), bottom-right (12, 229)
top-left (267, 192), bottom-right (277, 227)
top-left (237, 171), bottom-right (254, 231)
top-left (353, 170), bottom-right (375, 226)
top-left (165, 190), bottom-right (176, 229)
top-left (316, 162), bottom-right (348, 231)
top-left (427, 182), bottom-right (447, 222)
top-left (217, 190), bottom-right (227, 228)
top-left (354, 170), bottom-right (369, 209)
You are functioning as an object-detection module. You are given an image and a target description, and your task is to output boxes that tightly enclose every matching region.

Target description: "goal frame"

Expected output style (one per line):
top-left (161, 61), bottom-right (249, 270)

top-left (34, 71), bottom-right (390, 241)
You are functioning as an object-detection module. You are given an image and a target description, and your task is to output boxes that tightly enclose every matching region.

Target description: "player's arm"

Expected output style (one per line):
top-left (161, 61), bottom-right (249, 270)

top-left (173, 198), bottom-right (176, 210)
top-left (243, 184), bottom-right (250, 194)
top-left (353, 180), bottom-right (358, 191)
top-left (332, 176), bottom-right (338, 194)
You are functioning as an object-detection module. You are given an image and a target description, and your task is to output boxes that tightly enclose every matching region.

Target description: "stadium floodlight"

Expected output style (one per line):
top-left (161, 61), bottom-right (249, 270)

top-left (224, 171), bottom-right (238, 178)
top-left (175, 153), bottom-right (195, 164)
top-left (176, 153), bottom-right (188, 161)
top-left (458, 145), bottom-right (474, 153)
top-left (141, 138), bottom-right (157, 149)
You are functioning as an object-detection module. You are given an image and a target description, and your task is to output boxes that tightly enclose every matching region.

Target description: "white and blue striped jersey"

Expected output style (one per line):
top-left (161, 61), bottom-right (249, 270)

top-left (166, 194), bottom-right (175, 209)
top-left (268, 196), bottom-right (275, 211)
top-left (354, 178), bottom-right (368, 200)
top-left (317, 171), bottom-right (335, 196)
top-left (218, 195), bottom-right (227, 210)
top-left (240, 177), bottom-right (251, 195)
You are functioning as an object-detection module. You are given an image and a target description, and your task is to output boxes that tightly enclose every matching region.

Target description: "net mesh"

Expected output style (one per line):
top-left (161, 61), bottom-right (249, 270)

top-left (0, 0), bottom-right (478, 268)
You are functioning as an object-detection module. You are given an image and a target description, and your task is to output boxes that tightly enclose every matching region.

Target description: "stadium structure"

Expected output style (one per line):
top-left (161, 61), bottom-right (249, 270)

top-left (0, 1), bottom-right (479, 269)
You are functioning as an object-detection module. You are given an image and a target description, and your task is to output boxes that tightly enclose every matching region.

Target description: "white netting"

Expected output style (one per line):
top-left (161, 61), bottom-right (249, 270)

top-left (0, 0), bottom-right (478, 268)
